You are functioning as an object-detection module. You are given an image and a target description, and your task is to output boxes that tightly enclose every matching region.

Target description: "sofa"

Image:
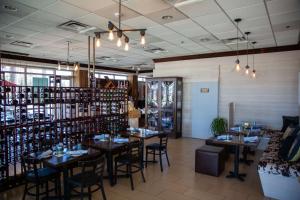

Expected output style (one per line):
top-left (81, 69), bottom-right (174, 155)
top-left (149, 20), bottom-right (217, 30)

top-left (258, 129), bottom-right (300, 200)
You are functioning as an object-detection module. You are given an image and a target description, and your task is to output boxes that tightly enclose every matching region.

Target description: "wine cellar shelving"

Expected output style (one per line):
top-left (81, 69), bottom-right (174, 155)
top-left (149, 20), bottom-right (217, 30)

top-left (0, 72), bottom-right (128, 190)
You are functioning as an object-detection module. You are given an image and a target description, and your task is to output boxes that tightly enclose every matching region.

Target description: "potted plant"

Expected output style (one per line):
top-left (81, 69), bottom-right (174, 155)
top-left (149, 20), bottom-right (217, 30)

top-left (210, 117), bottom-right (228, 136)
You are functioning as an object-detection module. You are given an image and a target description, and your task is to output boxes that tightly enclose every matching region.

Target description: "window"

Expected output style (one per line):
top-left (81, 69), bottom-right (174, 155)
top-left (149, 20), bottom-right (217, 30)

top-left (27, 67), bottom-right (54, 75)
top-left (100, 74), bottom-right (114, 79)
top-left (2, 65), bottom-right (25, 73)
top-left (115, 75), bottom-right (127, 80)
top-left (27, 74), bottom-right (49, 86)
top-left (56, 70), bottom-right (73, 76)
top-left (138, 77), bottom-right (146, 82)
top-left (4, 73), bottom-right (25, 85)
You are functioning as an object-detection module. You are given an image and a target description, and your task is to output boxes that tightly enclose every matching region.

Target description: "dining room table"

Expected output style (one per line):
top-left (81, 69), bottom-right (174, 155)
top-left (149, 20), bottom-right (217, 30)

top-left (41, 147), bottom-right (102, 200)
top-left (209, 134), bottom-right (260, 181)
top-left (82, 135), bottom-right (138, 186)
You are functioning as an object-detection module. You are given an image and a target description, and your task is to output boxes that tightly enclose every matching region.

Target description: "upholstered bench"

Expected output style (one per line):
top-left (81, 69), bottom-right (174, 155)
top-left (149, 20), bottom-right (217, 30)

top-left (195, 145), bottom-right (225, 177)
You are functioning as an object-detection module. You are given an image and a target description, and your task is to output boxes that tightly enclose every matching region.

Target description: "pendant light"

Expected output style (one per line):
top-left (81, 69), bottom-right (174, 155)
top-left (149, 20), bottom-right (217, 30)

top-left (124, 37), bottom-right (129, 51)
top-left (244, 32), bottom-right (250, 76)
top-left (234, 18), bottom-right (241, 72)
top-left (74, 62), bottom-right (79, 72)
top-left (95, 33), bottom-right (101, 47)
top-left (66, 41), bottom-right (70, 70)
top-left (251, 41), bottom-right (257, 78)
top-left (117, 30), bottom-right (122, 47)
top-left (58, 62), bottom-right (61, 70)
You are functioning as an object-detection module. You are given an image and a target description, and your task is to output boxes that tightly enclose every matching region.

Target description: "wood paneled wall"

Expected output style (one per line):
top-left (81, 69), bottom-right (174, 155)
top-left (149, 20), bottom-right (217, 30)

top-left (154, 50), bottom-right (300, 137)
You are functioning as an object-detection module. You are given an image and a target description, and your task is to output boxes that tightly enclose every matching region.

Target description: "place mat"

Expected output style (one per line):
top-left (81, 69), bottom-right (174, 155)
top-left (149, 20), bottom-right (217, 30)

top-left (217, 135), bottom-right (233, 141)
top-left (113, 138), bottom-right (129, 143)
top-left (244, 136), bottom-right (258, 143)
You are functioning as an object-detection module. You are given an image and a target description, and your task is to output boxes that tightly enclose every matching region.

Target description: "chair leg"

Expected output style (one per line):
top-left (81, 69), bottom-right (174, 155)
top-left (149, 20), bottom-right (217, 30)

top-left (22, 183), bottom-right (28, 200)
top-left (159, 150), bottom-right (163, 172)
top-left (153, 150), bottom-right (155, 162)
top-left (46, 181), bottom-right (49, 199)
top-left (100, 180), bottom-right (107, 200)
top-left (165, 150), bottom-right (170, 167)
top-left (141, 169), bottom-right (146, 183)
top-left (36, 184), bottom-right (39, 200)
top-left (114, 161), bottom-right (118, 185)
top-left (145, 148), bottom-right (148, 168)
top-left (129, 165), bottom-right (134, 190)
top-left (57, 177), bottom-right (62, 200)
top-left (80, 187), bottom-right (84, 200)
top-left (88, 187), bottom-right (92, 200)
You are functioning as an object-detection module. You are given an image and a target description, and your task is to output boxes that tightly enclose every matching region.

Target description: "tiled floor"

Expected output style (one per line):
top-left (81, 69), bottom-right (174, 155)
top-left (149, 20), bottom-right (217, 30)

top-left (0, 138), bottom-right (270, 200)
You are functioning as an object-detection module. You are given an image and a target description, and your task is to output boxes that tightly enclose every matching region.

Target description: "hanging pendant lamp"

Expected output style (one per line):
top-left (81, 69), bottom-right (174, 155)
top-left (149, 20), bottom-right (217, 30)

top-left (251, 41), bottom-right (257, 78)
top-left (234, 18), bottom-right (241, 72)
top-left (244, 32), bottom-right (251, 76)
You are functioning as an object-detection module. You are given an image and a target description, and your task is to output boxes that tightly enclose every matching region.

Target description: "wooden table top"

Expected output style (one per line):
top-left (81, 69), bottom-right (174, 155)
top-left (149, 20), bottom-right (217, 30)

top-left (209, 135), bottom-right (260, 147)
top-left (82, 138), bottom-right (138, 152)
top-left (119, 129), bottom-right (162, 139)
top-left (43, 148), bottom-right (102, 169)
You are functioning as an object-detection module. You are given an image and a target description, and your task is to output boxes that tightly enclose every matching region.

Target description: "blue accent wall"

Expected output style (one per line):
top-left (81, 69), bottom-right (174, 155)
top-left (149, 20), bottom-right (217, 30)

top-left (191, 82), bottom-right (218, 139)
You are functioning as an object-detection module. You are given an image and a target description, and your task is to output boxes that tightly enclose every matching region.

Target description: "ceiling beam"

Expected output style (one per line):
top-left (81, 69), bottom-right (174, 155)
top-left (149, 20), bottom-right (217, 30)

top-left (153, 44), bottom-right (300, 63)
top-left (0, 53), bottom-right (135, 73)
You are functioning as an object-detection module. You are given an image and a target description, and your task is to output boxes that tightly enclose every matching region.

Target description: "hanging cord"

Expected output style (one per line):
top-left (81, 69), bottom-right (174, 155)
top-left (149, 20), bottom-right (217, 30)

top-left (236, 21), bottom-right (239, 59)
top-left (246, 34), bottom-right (248, 66)
top-left (118, 0), bottom-right (121, 29)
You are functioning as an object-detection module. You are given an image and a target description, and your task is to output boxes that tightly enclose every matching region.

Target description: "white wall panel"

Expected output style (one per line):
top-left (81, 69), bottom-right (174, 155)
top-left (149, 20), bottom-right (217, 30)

top-left (154, 50), bottom-right (300, 137)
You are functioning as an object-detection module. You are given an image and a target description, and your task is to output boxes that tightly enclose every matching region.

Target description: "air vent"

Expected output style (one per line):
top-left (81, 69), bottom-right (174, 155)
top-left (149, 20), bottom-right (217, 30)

top-left (0, 50), bottom-right (29, 56)
top-left (96, 56), bottom-right (119, 62)
top-left (10, 41), bottom-right (33, 48)
top-left (57, 20), bottom-right (96, 33)
top-left (144, 47), bottom-right (168, 54)
top-left (222, 37), bottom-right (247, 45)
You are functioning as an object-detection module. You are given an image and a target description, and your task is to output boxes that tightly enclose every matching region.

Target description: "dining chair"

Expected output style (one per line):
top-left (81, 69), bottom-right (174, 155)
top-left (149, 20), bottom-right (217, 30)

top-left (66, 155), bottom-right (107, 200)
top-left (114, 140), bottom-right (146, 190)
top-left (145, 133), bottom-right (170, 172)
top-left (21, 152), bottom-right (61, 200)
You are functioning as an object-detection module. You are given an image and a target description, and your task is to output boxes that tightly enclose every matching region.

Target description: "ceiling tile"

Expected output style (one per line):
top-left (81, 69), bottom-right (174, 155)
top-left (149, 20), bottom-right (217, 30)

top-left (272, 20), bottom-right (300, 32)
top-left (275, 29), bottom-right (299, 45)
top-left (145, 7), bottom-right (187, 25)
top-left (226, 3), bottom-right (267, 20)
top-left (42, 1), bottom-right (90, 19)
top-left (266, 0), bottom-right (300, 15)
top-left (0, 13), bottom-right (20, 28)
top-left (15, 0), bottom-right (58, 9)
top-left (164, 19), bottom-right (208, 38)
top-left (270, 11), bottom-right (300, 25)
top-left (204, 22), bottom-right (236, 34)
top-left (214, 30), bottom-right (236, 40)
top-left (176, 0), bottom-right (221, 18)
top-left (239, 17), bottom-right (269, 30)
top-left (94, 4), bottom-right (140, 22)
top-left (2, 25), bottom-right (37, 37)
top-left (76, 13), bottom-right (110, 30)
top-left (26, 11), bottom-right (68, 27)
top-left (0, 0), bottom-right (37, 18)
top-left (14, 20), bottom-right (51, 33)
top-left (123, 16), bottom-right (159, 29)
top-left (215, 0), bottom-right (262, 11)
top-left (121, 0), bottom-right (171, 15)
top-left (193, 12), bottom-right (229, 27)
top-left (62, 0), bottom-right (115, 12)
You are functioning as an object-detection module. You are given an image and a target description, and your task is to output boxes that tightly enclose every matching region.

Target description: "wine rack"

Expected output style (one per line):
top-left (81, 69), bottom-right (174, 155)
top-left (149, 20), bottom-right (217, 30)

top-left (0, 75), bottom-right (128, 190)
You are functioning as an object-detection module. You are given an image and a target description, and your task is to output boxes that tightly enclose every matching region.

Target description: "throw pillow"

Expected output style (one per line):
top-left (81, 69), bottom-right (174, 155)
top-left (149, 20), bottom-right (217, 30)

top-left (287, 134), bottom-right (300, 162)
top-left (278, 129), bottom-right (300, 160)
top-left (282, 126), bottom-right (296, 140)
top-left (281, 116), bottom-right (299, 132)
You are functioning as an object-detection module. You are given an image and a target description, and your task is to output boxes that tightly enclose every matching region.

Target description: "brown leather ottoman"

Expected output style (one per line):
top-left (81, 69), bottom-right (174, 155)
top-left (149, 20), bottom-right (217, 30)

top-left (195, 145), bottom-right (225, 177)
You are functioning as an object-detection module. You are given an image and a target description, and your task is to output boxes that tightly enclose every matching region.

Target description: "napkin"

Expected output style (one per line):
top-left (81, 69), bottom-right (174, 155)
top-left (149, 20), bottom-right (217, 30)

top-left (244, 136), bottom-right (258, 143)
top-left (67, 150), bottom-right (88, 156)
top-left (217, 135), bottom-right (232, 141)
top-left (113, 138), bottom-right (129, 143)
top-left (38, 150), bottom-right (52, 159)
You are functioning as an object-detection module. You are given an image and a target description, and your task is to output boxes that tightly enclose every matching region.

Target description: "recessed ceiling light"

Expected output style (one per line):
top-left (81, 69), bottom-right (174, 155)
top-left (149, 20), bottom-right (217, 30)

top-left (286, 25), bottom-right (291, 29)
top-left (3, 5), bottom-right (18, 12)
top-left (162, 15), bottom-right (173, 20)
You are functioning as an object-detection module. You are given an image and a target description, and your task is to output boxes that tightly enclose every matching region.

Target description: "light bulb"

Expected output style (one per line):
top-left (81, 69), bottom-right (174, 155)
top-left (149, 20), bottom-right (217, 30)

top-left (117, 37), bottom-right (122, 47)
top-left (67, 64), bottom-right (70, 70)
top-left (96, 38), bottom-right (101, 47)
top-left (235, 63), bottom-right (240, 72)
top-left (58, 62), bottom-right (61, 70)
top-left (108, 30), bottom-right (114, 41)
top-left (124, 42), bottom-right (129, 51)
top-left (74, 63), bottom-right (79, 71)
top-left (245, 68), bottom-right (249, 75)
top-left (141, 36), bottom-right (145, 45)
top-left (252, 70), bottom-right (256, 78)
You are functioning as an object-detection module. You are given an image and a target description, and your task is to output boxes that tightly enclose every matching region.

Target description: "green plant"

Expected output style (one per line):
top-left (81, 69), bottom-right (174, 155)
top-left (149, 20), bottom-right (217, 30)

top-left (210, 117), bottom-right (228, 136)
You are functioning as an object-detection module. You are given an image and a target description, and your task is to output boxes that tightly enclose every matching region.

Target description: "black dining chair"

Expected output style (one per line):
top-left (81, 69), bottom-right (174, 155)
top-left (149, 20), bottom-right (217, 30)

top-left (66, 155), bottom-right (107, 200)
top-left (21, 153), bottom-right (61, 200)
top-left (114, 140), bottom-right (145, 190)
top-left (145, 133), bottom-right (170, 172)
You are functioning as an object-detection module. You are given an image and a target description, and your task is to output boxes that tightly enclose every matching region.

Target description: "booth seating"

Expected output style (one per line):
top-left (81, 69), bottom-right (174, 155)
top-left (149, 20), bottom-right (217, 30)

top-left (195, 145), bottom-right (225, 177)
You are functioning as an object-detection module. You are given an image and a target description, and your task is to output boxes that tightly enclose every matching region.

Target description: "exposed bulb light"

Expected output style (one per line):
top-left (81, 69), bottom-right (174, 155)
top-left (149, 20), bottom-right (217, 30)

top-left (67, 64), bottom-right (70, 70)
top-left (117, 31), bottom-right (122, 47)
top-left (124, 37), bottom-right (129, 51)
top-left (74, 62), bottom-right (79, 71)
top-left (96, 34), bottom-right (101, 47)
top-left (252, 69), bottom-right (256, 78)
top-left (235, 59), bottom-right (240, 72)
top-left (140, 30), bottom-right (146, 45)
top-left (108, 30), bottom-right (114, 41)
top-left (245, 65), bottom-right (250, 75)
top-left (117, 37), bottom-right (122, 47)
top-left (58, 62), bottom-right (61, 70)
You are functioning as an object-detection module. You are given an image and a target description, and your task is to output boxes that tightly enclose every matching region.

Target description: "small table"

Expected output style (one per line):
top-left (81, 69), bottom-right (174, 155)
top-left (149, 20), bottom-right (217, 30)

top-left (82, 137), bottom-right (137, 186)
top-left (120, 129), bottom-right (162, 168)
top-left (43, 148), bottom-right (102, 200)
top-left (209, 135), bottom-right (259, 181)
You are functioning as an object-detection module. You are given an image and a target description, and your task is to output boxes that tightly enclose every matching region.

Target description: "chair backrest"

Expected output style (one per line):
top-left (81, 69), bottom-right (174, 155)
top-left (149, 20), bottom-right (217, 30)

top-left (78, 155), bottom-right (105, 177)
top-left (159, 133), bottom-right (169, 147)
top-left (21, 153), bottom-right (40, 179)
top-left (127, 140), bottom-right (143, 163)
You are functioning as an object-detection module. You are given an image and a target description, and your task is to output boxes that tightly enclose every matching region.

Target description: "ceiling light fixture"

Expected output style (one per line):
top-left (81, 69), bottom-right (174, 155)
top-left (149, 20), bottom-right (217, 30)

top-left (251, 41), bottom-right (257, 79)
top-left (94, 0), bottom-right (146, 51)
top-left (234, 18), bottom-right (241, 72)
top-left (95, 33), bottom-right (101, 47)
top-left (74, 62), bottom-right (79, 72)
top-left (3, 5), bottom-right (17, 12)
top-left (161, 15), bottom-right (173, 20)
top-left (244, 32), bottom-right (251, 76)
